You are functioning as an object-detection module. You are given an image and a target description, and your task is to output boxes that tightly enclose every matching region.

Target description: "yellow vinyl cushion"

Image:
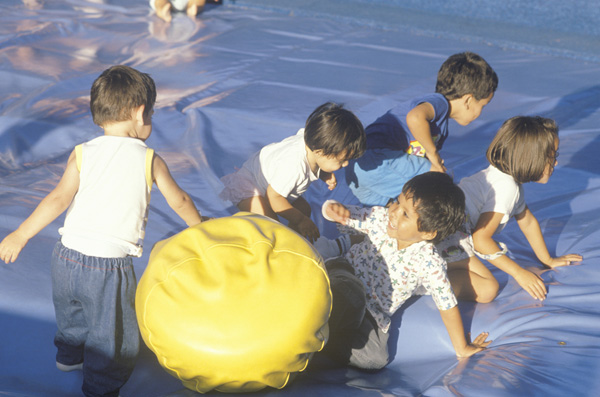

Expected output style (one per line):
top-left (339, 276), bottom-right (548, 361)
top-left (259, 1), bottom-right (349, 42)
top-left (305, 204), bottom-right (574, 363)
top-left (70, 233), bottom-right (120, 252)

top-left (136, 212), bottom-right (331, 393)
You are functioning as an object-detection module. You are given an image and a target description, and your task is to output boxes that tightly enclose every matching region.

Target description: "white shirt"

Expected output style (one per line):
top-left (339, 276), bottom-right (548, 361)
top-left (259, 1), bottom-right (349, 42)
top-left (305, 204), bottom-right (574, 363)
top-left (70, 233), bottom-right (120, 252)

top-left (60, 136), bottom-right (153, 258)
top-left (219, 129), bottom-right (319, 203)
top-left (459, 165), bottom-right (526, 234)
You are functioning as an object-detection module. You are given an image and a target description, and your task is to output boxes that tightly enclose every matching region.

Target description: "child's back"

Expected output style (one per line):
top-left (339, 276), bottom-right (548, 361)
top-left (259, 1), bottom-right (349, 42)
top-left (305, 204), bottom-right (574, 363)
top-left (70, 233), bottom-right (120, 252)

top-left (61, 136), bottom-right (152, 257)
top-left (347, 52), bottom-right (497, 207)
top-left (0, 65), bottom-right (203, 397)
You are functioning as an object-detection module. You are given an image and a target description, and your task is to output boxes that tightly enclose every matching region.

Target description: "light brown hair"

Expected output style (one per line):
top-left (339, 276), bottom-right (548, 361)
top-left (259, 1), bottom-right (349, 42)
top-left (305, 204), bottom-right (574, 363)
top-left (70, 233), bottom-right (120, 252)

top-left (487, 116), bottom-right (558, 184)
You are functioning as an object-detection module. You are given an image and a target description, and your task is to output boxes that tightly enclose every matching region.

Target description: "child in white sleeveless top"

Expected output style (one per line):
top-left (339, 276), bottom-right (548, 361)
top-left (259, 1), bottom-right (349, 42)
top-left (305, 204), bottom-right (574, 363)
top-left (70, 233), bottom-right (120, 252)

top-left (0, 65), bottom-right (203, 397)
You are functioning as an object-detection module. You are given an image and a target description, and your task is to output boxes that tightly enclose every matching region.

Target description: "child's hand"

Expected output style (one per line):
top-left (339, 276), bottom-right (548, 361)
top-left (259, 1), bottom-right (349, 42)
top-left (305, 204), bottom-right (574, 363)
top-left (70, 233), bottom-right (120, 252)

top-left (324, 172), bottom-right (337, 190)
top-left (426, 152), bottom-right (447, 173)
top-left (295, 216), bottom-right (320, 243)
top-left (545, 253), bottom-right (583, 268)
top-left (456, 332), bottom-right (491, 359)
top-left (514, 267), bottom-right (547, 300)
top-left (0, 231), bottom-right (28, 264)
top-left (325, 202), bottom-right (350, 224)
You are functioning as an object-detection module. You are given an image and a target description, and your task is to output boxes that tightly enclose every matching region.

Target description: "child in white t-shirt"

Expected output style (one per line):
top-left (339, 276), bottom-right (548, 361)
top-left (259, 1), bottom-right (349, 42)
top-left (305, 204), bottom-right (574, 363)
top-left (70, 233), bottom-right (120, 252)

top-left (219, 102), bottom-right (366, 242)
top-left (437, 116), bottom-right (583, 303)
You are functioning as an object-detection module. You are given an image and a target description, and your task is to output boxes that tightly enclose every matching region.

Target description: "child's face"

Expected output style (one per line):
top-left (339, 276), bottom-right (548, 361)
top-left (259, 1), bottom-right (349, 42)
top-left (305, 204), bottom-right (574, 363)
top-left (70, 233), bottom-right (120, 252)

top-left (315, 151), bottom-right (350, 173)
top-left (386, 192), bottom-right (435, 249)
top-left (453, 93), bottom-right (493, 126)
top-left (536, 138), bottom-right (559, 184)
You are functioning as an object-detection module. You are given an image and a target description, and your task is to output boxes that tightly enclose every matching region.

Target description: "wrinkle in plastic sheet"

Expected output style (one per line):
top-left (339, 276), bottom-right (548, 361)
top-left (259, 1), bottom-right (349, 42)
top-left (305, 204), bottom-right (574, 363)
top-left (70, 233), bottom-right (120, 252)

top-left (1, 1), bottom-right (600, 396)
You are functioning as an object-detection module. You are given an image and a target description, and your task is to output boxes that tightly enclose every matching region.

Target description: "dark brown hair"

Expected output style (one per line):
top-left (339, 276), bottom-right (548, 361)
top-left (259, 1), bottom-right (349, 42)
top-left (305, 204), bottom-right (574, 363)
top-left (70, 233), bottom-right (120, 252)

top-left (435, 52), bottom-right (498, 101)
top-left (487, 116), bottom-right (558, 184)
top-left (90, 65), bottom-right (156, 127)
top-left (304, 102), bottom-right (366, 160)
top-left (402, 172), bottom-right (465, 244)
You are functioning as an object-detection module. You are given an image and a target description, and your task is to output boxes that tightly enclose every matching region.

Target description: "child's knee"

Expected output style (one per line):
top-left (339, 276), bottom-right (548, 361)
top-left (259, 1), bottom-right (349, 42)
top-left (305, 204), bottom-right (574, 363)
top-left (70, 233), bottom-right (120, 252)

top-left (349, 347), bottom-right (389, 370)
top-left (476, 278), bottom-right (500, 303)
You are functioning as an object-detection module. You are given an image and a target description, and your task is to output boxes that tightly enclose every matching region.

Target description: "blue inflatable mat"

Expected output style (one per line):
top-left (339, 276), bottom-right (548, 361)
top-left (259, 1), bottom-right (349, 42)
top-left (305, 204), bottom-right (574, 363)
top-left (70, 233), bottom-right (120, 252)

top-left (1, 1), bottom-right (599, 396)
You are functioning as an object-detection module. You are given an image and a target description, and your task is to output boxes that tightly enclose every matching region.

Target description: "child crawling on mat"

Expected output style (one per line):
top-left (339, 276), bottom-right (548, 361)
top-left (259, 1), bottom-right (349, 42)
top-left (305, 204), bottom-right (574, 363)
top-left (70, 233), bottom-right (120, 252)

top-left (436, 116), bottom-right (583, 303)
top-left (0, 65), bottom-right (203, 397)
top-left (317, 172), bottom-right (490, 370)
top-left (219, 102), bottom-right (366, 243)
top-left (346, 51), bottom-right (497, 207)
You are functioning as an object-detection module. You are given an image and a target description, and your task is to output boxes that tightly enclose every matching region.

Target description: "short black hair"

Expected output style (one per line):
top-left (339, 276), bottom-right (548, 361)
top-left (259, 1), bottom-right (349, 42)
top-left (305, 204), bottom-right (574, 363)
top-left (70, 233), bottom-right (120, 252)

top-left (435, 52), bottom-right (498, 101)
top-left (402, 172), bottom-right (465, 244)
top-left (304, 102), bottom-right (366, 160)
top-left (90, 65), bottom-right (156, 127)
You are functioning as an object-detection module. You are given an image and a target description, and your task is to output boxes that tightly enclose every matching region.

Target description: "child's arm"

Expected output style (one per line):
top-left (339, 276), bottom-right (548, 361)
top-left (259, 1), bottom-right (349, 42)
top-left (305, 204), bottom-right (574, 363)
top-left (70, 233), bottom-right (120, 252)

top-left (266, 185), bottom-right (319, 242)
top-left (439, 306), bottom-right (491, 358)
top-left (516, 207), bottom-right (583, 268)
top-left (153, 154), bottom-right (202, 227)
top-left (0, 150), bottom-right (80, 264)
top-left (473, 211), bottom-right (547, 300)
top-left (319, 171), bottom-right (337, 190)
top-left (406, 102), bottom-right (446, 173)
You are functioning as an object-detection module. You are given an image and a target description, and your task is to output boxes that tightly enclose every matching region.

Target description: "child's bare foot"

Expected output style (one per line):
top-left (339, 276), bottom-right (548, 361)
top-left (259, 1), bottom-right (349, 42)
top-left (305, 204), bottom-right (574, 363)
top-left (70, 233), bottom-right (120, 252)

top-left (156, 2), bottom-right (172, 23)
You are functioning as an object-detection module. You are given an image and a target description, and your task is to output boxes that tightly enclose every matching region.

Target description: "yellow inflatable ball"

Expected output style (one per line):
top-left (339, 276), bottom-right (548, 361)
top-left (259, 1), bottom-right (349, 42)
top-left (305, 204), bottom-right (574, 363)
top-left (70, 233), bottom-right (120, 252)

top-left (136, 212), bottom-right (332, 393)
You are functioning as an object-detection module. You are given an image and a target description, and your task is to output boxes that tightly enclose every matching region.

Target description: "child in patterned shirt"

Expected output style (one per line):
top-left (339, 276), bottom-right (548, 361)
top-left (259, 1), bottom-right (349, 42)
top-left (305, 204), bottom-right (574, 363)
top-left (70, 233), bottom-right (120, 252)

top-left (319, 172), bottom-right (491, 370)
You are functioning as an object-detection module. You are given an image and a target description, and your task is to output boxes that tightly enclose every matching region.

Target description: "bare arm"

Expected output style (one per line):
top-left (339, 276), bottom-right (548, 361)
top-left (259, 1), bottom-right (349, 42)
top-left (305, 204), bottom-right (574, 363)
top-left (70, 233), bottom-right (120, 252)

top-left (0, 150), bottom-right (80, 264)
top-left (439, 306), bottom-right (491, 358)
top-left (153, 154), bottom-right (202, 227)
top-left (266, 185), bottom-right (319, 241)
top-left (516, 207), bottom-right (583, 268)
top-left (473, 211), bottom-right (547, 300)
top-left (406, 102), bottom-right (446, 172)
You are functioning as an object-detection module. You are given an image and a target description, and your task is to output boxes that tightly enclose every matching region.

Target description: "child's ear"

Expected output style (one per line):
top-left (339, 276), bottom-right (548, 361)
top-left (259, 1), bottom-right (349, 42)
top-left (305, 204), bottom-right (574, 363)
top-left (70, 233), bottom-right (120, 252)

top-left (134, 105), bottom-right (145, 125)
top-left (422, 230), bottom-right (437, 242)
top-left (463, 94), bottom-right (474, 109)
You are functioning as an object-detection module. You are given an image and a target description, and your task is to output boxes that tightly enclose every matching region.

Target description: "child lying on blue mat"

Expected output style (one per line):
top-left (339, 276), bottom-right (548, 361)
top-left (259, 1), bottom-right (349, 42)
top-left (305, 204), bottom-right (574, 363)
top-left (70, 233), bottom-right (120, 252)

top-left (316, 172), bottom-right (490, 370)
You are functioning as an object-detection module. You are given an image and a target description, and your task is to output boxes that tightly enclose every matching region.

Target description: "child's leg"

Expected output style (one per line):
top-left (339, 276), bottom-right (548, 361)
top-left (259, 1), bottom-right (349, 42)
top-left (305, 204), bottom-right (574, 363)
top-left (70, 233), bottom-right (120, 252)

top-left (345, 311), bottom-right (390, 370)
top-left (346, 149), bottom-right (431, 207)
top-left (51, 243), bottom-right (86, 368)
top-left (447, 257), bottom-right (499, 303)
top-left (314, 235), bottom-right (352, 260)
top-left (237, 195), bottom-right (278, 219)
top-left (153, 0), bottom-right (173, 22)
top-left (323, 258), bottom-right (390, 370)
top-left (53, 243), bottom-right (140, 396)
top-left (187, 0), bottom-right (206, 17)
top-left (437, 228), bottom-right (499, 303)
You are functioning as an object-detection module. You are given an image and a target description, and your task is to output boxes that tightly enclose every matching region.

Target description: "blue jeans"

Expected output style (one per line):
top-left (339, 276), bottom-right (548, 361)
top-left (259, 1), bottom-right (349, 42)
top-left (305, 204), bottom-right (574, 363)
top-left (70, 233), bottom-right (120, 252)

top-left (51, 241), bottom-right (139, 397)
top-left (323, 258), bottom-right (390, 370)
top-left (346, 148), bottom-right (431, 207)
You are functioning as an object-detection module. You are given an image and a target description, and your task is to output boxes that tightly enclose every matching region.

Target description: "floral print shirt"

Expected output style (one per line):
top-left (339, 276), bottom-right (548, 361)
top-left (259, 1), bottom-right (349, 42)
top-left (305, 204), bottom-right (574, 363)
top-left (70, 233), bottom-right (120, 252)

top-left (338, 205), bottom-right (457, 333)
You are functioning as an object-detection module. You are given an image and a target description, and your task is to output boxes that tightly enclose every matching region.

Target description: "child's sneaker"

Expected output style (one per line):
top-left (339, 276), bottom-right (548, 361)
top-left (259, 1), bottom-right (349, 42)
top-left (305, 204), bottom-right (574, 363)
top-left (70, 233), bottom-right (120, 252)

top-left (56, 361), bottom-right (83, 372)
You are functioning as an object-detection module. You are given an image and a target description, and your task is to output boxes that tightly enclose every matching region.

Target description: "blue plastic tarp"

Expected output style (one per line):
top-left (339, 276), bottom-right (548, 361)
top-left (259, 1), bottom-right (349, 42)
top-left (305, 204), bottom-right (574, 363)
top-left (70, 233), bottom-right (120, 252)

top-left (1, 1), bottom-right (599, 396)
